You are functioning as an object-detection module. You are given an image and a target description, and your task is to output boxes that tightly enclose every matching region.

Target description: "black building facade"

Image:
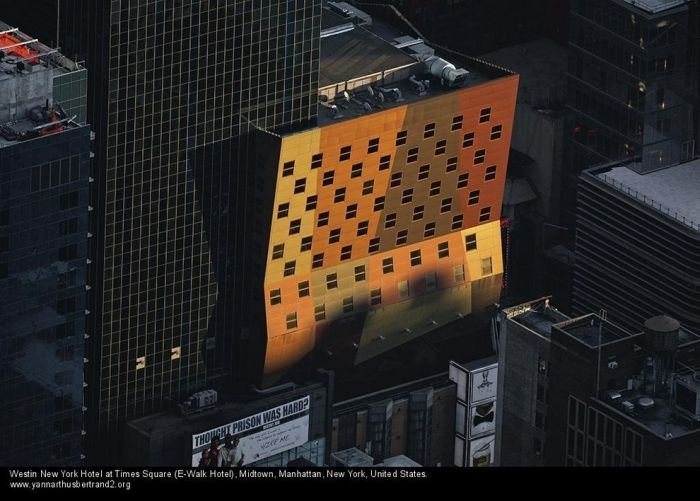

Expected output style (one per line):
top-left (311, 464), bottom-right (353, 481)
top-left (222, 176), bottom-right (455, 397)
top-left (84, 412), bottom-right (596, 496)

top-left (0, 23), bottom-right (91, 465)
top-left (565, 0), bottom-right (697, 224)
top-left (3, 0), bottom-right (322, 463)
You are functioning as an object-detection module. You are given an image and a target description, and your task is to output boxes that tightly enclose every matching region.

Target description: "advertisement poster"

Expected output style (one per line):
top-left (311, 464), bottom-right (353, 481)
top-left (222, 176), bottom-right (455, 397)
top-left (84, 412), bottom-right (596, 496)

top-left (469, 400), bottom-right (496, 438)
top-left (191, 395), bottom-right (310, 466)
top-left (470, 366), bottom-right (497, 404)
top-left (468, 435), bottom-right (495, 467)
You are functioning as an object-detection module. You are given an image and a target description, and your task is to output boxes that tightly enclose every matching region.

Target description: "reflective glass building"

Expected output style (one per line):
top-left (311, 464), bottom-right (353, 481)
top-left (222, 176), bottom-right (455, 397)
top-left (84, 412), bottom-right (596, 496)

top-left (0, 23), bottom-right (91, 465)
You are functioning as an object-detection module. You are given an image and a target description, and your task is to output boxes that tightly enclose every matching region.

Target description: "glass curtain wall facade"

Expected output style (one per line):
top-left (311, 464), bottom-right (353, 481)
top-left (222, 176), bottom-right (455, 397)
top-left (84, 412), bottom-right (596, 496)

top-left (0, 127), bottom-right (92, 465)
top-left (565, 0), bottom-right (695, 222)
top-left (4, 0), bottom-right (322, 463)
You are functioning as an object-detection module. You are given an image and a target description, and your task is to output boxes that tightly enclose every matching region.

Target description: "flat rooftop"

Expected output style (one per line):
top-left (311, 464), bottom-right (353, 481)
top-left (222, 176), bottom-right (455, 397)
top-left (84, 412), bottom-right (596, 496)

top-left (621, 0), bottom-right (690, 14)
top-left (595, 392), bottom-right (699, 439)
top-left (316, 4), bottom-right (512, 126)
top-left (319, 20), bottom-right (416, 89)
top-left (557, 314), bottom-right (636, 348)
top-left (594, 158), bottom-right (700, 231)
top-left (503, 297), bottom-right (570, 339)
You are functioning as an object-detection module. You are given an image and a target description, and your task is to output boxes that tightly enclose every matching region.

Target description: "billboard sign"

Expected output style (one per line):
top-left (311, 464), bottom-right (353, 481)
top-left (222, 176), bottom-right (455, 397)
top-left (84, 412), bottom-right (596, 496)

top-left (191, 395), bottom-right (310, 466)
top-left (469, 366), bottom-right (497, 404)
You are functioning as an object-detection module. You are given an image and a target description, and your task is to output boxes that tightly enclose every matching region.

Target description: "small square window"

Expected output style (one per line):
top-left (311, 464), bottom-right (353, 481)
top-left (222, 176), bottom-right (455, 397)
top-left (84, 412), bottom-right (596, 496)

top-left (368, 137), bottom-right (380, 153)
top-left (357, 220), bottom-right (369, 236)
top-left (457, 173), bottom-right (469, 189)
top-left (385, 213), bottom-right (397, 229)
top-left (370, 288), bottom-right (382, 306)
top-left (396, 229), bottom-right (408, 245)
top-left (479, 206), bottom-right (492, 222)
top-left (329, 228), bottom-right (341, 244)
top-left (354, 265), bottom-right (366, 282)
top-left (468, 190), bottom-right (480, 206)
top-left (440, 197), bottom-right (452, 213)
top-left (284, 261), bottom-right (296, 276)
top-left (390, 172), bottom-right (402, 188)
top-left (282, 161), bottom-right (295, 177)
top-left (346, 204), bottom-right (358, 219)
top-left (465, 234), bottom-right (477, 251)
top-left (294, 178), bottom-right (306, 194)
top-left (326, 273), bottom-right (338, 290)
top-left (300, 236), bottom-right (313, 252)
top-left (334, 187), bottom-right (346, 203)
top-left (277, 202), bottom-right (290, 219)
top-left (379, 155), bottom-right (391, 170)
top-left (322, 171), bottom-right (335, 186)
top-left (446, 157), bottom-right (458, 172)
top-left (272, 243), bottom-right (284, 260)
top-left (425, 272), bottom-right (437, 291)
top-left (374, 196), bottom-right (385, 211)
top-left (340, 145), bottom-right (352, 161)
top-left (481, 257), bottom-right (493, 275)
top-left (485, 165), bottom-right (497, 181)
top-left (474, 149), bottom-right (486, 165)
top-left (286, 312), bottom-right (298, 330)
top-left (298, 281), bottom-right (310, 298)
top-left (314, 304), bottom-right (326, 322)
top-left (382, 257), bottom-right (394, 274)
top-left (306, 195), bottom-right (317, 210)
top-left (490, 124), bottom-right (502, 140)
top-left (424, 222), bottom-right (436, 238)
top-left (401, 189), bottom-right (413, 204)
top-left (312, 253), bottom-right (324, 268)
top-left (424, 123), bottom-right (436, 138)
top-left (311, 153), bottom-right (323, 169)
top-left (454, 264), bottom-right (465, 282)
top-left (340, 245), bottom-right (352, 261)
top-left (362, 180), bottom-right (374, 195)
top-left (398, 280), bottom-right (410, 298)
top-left (452, 214), bottom-right (463, 230)
top-left (351, 162), bottom-right (363, 178)
top-left (369, 238), bottom-right (380, 253)
top-left (318, 212), bottom-right (329, 227)
top-left (413, 205), bottom-right (425, 221)
top-left (270, 288), bottom-right (282, 305)
top-left (463, 132), bottom-right (475, 148)
top-left (410, 249), bottom-right (422, 266)
top-left (438, 241), bottom-right (449, 259)
top-left (407, 147), bottom-right (419, 163)
top-left (396, 130), bottom-right (407, 146)
top-left (315, 304), bottom-right (326, 321)
top-left (429, 181), bottom-right (441, 197)
top-left (435, 139), bottom-right (446, 156)
top-left (289, 219), bottom-right (301, 235)
top-left (452, 115), bottom-right (463, 131)
top-left (480, 107), bottom-right (492, 123)
top-left (342, 296), bottom-right (354, 314)
top-left (418, 164), bottom-right (430, 181)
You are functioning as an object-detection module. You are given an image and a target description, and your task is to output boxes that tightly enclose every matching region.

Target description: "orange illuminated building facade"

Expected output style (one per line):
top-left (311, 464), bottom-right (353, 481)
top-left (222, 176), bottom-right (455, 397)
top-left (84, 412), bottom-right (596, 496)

top-left (252, 13), bottom-right (518, 384)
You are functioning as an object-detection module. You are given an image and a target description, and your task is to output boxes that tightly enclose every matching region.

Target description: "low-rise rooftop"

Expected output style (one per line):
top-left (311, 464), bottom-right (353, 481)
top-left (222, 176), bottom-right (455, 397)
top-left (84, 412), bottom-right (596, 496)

top-left (621, 0), bottom-right (690, 14)
top-left (503, 297), bottom-right (570, 339)
top-left (593, 159), bottom-right (700, 232)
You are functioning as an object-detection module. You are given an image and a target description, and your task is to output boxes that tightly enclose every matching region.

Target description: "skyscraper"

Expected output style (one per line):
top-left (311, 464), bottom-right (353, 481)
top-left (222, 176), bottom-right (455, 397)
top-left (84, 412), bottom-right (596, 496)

top-left (0, 22), bottom-right (91, 465)
top-left (0, 0), bottom-right (322, 462)
top-left (565, 0), bottom-right (697, 223)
